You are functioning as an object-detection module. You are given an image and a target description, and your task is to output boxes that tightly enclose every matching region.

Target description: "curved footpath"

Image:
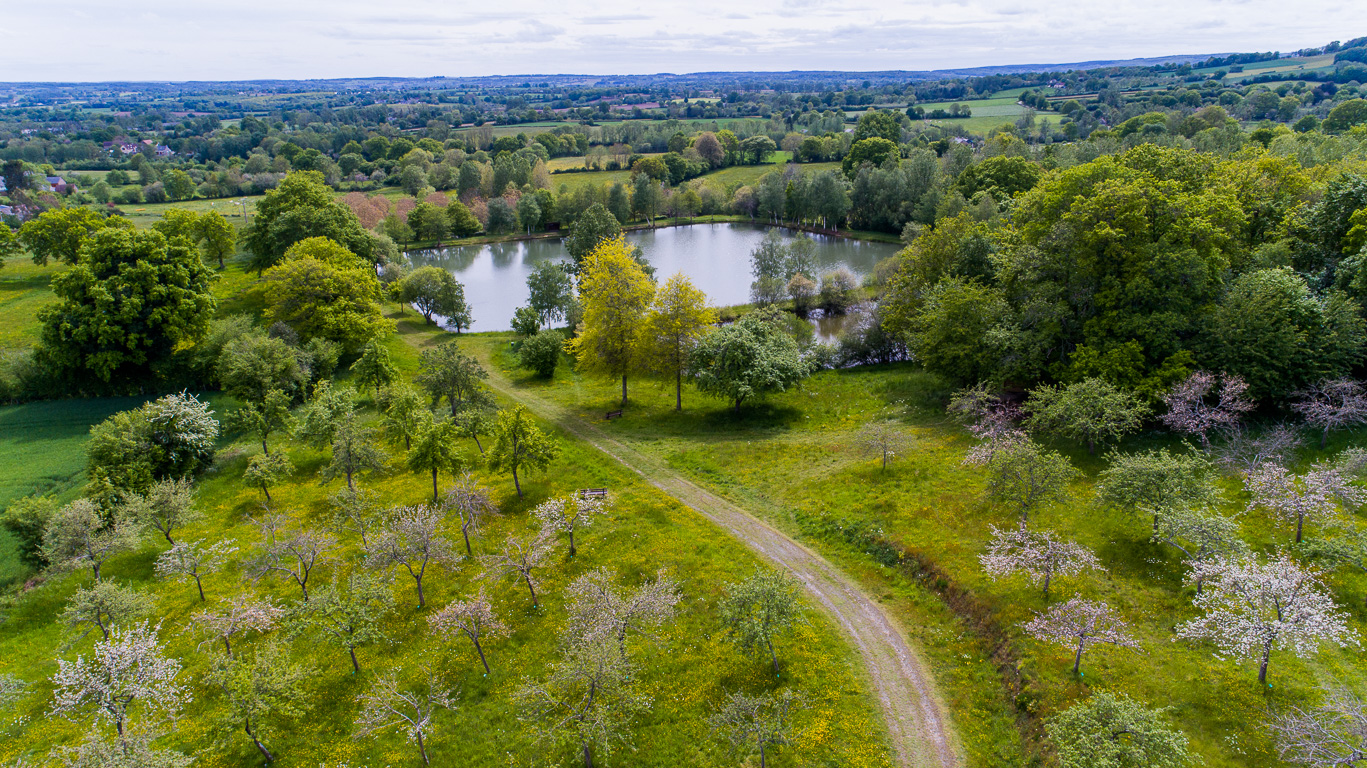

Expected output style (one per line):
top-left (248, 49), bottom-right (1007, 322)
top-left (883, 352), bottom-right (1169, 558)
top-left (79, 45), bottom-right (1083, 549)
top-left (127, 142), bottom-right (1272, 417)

top-left (469, 353), bottom-right (959, 768)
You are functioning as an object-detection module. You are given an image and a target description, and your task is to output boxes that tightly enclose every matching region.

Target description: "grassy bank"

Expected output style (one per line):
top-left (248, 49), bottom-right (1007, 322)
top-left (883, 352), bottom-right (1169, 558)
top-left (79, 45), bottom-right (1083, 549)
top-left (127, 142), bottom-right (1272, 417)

top-left (464, 332), bottom-right (1367, 768)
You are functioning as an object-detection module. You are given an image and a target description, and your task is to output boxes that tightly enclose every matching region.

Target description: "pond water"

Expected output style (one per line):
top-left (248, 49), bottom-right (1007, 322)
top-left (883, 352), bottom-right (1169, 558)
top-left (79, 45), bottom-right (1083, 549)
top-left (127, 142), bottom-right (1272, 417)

top-left (407, 223), bottom-right (902, 333)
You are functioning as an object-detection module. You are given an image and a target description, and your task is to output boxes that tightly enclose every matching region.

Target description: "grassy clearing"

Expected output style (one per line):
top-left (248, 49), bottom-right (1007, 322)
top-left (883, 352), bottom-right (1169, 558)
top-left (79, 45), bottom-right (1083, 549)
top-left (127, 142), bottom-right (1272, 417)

top-left (468, 333), bottom-right (1367, 768)
top-left (0, 260), bottom-right (63, 351)
top-left (0, 314), bottom-right (895, 767)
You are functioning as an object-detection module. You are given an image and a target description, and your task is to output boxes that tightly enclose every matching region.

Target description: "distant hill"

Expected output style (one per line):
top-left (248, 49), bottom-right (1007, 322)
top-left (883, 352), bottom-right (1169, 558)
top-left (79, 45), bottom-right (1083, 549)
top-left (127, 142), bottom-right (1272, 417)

top-left (0, 54), bottom-right (1226, 92)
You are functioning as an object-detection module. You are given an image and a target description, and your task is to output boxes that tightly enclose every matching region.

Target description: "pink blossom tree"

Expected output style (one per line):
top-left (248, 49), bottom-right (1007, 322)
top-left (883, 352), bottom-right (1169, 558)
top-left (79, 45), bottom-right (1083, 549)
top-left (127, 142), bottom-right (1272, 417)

top-left (478, 531), bottom-right (557, 609)
top-left (1244, 462), bottom-right (1366, 544)
top-left (1175, 554), bottom-right (1359, 684)
top-left (190, 594), bottom-right (286, 658)
top-left (533, 494), bottom-right (610, 558)
top-left (1023, 597), bottom-right (1141, 675)
top-left (1160, 371), bottom-right (1255, 451)
top-left (980, 523), bottom-right (1104, 600)
top-left (51, 622), bottom-right (187, 740)
top-left (1292, 379), bottom-right (1367, 449)
top-left (369, 504), bottom-right (461, 608)
top-left (429, 588), bottom-right (509, 674)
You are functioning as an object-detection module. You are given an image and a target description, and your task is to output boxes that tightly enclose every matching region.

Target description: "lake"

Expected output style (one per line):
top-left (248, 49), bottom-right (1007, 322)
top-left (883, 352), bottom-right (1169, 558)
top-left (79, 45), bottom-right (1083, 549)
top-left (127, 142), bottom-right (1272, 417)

top-left (407, 223), bottom-right (902, 333)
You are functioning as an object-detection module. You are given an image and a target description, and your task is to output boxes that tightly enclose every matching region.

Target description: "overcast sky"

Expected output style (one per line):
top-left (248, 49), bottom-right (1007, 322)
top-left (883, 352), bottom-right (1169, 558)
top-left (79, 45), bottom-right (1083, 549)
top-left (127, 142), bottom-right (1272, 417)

top-left (2, 0), bottom-right (1364, 82)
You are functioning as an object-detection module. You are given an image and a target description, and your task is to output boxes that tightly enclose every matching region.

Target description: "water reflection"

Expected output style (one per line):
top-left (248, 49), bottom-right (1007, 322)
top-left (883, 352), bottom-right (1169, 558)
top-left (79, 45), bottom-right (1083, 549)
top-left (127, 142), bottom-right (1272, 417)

top-left (407, 223), bottom-right (901, 333)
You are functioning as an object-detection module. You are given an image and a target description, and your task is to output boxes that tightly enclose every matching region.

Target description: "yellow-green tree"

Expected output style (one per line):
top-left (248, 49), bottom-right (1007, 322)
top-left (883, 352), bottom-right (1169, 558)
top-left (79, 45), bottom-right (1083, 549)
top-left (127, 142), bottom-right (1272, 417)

top-left (643, 273), bottom-right (716, 410)
top-left (566, 236), bottom-right (655, 406)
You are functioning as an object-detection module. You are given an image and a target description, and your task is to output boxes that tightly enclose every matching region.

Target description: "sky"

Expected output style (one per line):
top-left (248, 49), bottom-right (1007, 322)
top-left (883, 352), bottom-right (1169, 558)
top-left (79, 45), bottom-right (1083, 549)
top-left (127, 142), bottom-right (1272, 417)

top-left (2, 0), bottom-right (1365, 82)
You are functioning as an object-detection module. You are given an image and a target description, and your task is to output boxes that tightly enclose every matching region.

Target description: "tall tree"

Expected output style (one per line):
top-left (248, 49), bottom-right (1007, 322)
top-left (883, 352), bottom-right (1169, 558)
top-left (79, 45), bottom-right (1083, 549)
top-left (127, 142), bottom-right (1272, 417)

top-left (429, 589), bottom-right (510, 674)
top-left (980, 523), bottom-right (1104, 600)
top-left (130, 478), bottom-right (199, 546)
top-left (442, 473), bottom-right (500, 556)
top-left (1269, 688), bottom-right (1367, 768)
top-left (1023, 379), bottom-right (1150, 454)
top-left (487, 406), bottom-right (560, 498)
top-left (243, 451), bottom-right (293, 504)
top-left (59, 581), bottom-right (156, 644)
top-left (18, 207), bottom-right (131, 266)
top-left (51, 622), bottom-right (186, 740)
top-left (1159, 371), bottom-right (1255, 451)
top-left (1046, 692), bottom-right (1193, 768)
top-left (246, 513), bottom-right (335, 601)
top-left (1095, 448), bottom-right (1222, 533)
top-left (643, 273), bottom-right (716, 410)
top-left (533, 494), bottom-right (610, 558)
top-left (1023, 597), bottom-right (1140, 675)
top-left (688, 307), bottom-right (808, 413)
top-left (229, 389), bottom-right (295, 455)
top-left (564, 203), bottom-right (622, 266)
top-left (566, 236), bottom-right (655, 405)
top-left (416, 342), bottom-right (491, 417)
top-left (351, 340), bottom-right (400, 398)
top-left (526, 261), bottom-right (575, 326)
top-left (190, 594), bottom-right (286, 658)
top-left (205, 639), bottom-right (311, 763)
top-left (42, 500), bottom-right (141, 580)
top-left (407, 417), bottom-right (467, 503)
top-left (354, 673), bottom-right (458, 765)
top-left (479, 531), bottom-right (557, 608)
top-left (1244, 461), bottom-right (1366, 543)
top-left (36, 229), bottom-right (216, 385)
top-left (371, 504), bottom-right (461, 608)
top-left (292, 571), bottom-right (394, 674)
top-left (1176, 554), bottom-right (1358, 684)
top-left (245, 170), bottom-right (374, 273)
top-left (719, 568), bottom-right (805, 676)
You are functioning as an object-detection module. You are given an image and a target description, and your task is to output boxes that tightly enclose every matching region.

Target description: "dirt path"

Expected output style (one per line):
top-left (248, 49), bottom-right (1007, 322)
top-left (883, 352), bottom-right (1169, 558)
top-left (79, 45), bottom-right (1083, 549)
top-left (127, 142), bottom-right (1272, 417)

top-left (465, 351), bottom-right (959, 768)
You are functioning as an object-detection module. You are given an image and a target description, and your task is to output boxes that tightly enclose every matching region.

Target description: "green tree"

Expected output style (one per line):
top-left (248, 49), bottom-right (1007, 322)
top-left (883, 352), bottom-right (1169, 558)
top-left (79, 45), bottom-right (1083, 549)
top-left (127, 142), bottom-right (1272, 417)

top-left (407, 416), bottom-right (467, 503)
top-left (379, 385), bottom-right (428, 451)
top-left (517, 195), bottom-right (543, 234)
top-left (18, 207), bottom-right (132, 266)
top-left (688, 307), bottom-right (807, 413)
top-left (196, 211), bottom-right (237, 269)
top-left (1, 495), bottom-right (57, 570)
top-left (487, 406), bottom-right (560, 498)
top-left (86, 393), bottom-right (220, 494)
top-left (322, 415), bottom-right (388, 492)
top-left (1024, 379), bottom-right (1150, 454)
top-left (263, 253), bottom-right (388, 353)
top-left (408, 202), bottom-right (449, 242)
top-left (217, 333), bottom-right (306, 403)
top-left (1095, 448), bottom-right (1222, 531)
top-left (415, 342), bottom-right (490, 417)
top-left (205, 640), bottom-right (312, 763)
top-left (719, 568), bottom-right (805, 676)
top-left (293, 572), bottom-right (394, 674)
top-left (1045, 692), bottom-right (1193, 768)
top-left (981, 438), bottom-right (1080, 521)
top-left (1206, 268), bottom-right (1366, 400)
top-left (35, 229), bottom-right (215, 385)
top-left (0, 225), bottom-right (20, 269)
top-left (399, 266), bottom-right (472, 329)
top-left (519, 329), bottom-right (563, 378)
top-left (565, 203), bottom-right (623, 266)
top-left (566, 236), bottom-right (655, 405)
top-left (852, 109), bottom-right (902, 144)
top-left (842, 138), bottom-right (899, 177)
top-left (446, 200), bottom-right (482, 237)
top-left (351, 339), bottom-right (399, 398)
top-left (512, 306), bottom-right (542, 337)
top-left (643, 273), bottom-right (716, 410)
top-left (163, 170), bottom-right (196, 201)
top-left (708, 689), bottom-right (804, 768)
top-left (1324, 99), bottom-right (1367, 132)
top-left (957, 156), bottom-right (1043, 201)
top-left (526, 261), bottom-right (575, 325)
top-left (229, 389), bottom-right (294, 455)
top-left (244, 451), bottom-right (293, 504)
top-left (244, 171), bottom-right (374, 274)
top-left (738, 135), bottom-right (778, 165)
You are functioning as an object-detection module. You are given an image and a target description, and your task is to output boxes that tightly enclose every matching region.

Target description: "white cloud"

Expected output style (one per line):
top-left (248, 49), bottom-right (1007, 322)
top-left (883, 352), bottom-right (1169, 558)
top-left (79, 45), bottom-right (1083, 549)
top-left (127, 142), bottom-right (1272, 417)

top-left (0, 0), bottom-right (1362, 81)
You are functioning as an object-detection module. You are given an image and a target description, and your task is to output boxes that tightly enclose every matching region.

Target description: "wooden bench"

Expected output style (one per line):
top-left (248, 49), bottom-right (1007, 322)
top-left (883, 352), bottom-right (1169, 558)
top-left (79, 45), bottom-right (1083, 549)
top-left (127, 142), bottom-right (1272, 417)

top-left (578, 488), bottom-right (608, 499)
top-left (605, 409), bottom-right (624, 420)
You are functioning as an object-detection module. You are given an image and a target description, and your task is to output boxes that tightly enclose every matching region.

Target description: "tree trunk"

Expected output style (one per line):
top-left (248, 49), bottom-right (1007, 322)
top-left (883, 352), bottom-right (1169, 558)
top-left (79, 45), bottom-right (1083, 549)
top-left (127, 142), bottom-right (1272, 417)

top-left (760, 742), bottom-right (767, 768)
top-left (194, 573), bottom-right (206, 602)
top-left (474, 636), bottom-right (490, 674)
top-left (473, 433), bottom-right (484, 454)
top-left (735, 397), bottom-right (743, 414)
top-left (163, 528), bottom-right (175, 546)
top-left (262, 437), bottom-right (270, 455)
top-left (415, 573), bottom-right (426, 608)
top-left (524, 572), bottom-right (539, 608)
top-left (263, 484), bottom-right (272, 503)
top-left (223, 635), bottom-right (233, 658)
top-left (346, 469), bottom-right (356, 492)
top-left (676, 370), bottom-right (682, 411)
top-left (349, 646), bottom-right (361, 674)
top-left (512, 466), bottom-right (523, 498)
top-left (1259, 646), bottom-right (1271, 685)
top-left (417, 731), bottom-right (430, 765)
top-left (621, 375), bottom-right (628, 406)
top-left (1043, 572), bottom-right (1052, 601)
top-left (1322, 428), bottom-right (1329, 449)
top-left (462, 526), bottom-right (474, 557)
top-left (568, 528), bottom-right (577, 557)
top-left (583, 742), bottom-right (594, 768)
top-left (404, 433), bottom-right (412, 451)
top-left (1072, 640), bottom-right (1085, 675)
top-left (1296, 514), bottom-right (1304, 544)
top-left (92, 561), bottom-right (101, 580)
top-left (767, 638), bottom-right (779, 676)
top-left (246, 719), bottom-right (275, 763)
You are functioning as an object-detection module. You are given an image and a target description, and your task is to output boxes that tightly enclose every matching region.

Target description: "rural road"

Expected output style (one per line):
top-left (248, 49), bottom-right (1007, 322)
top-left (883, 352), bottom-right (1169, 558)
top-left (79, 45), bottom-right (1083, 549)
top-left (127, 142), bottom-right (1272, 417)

top-left (464, 347), bottom-right (960, 768)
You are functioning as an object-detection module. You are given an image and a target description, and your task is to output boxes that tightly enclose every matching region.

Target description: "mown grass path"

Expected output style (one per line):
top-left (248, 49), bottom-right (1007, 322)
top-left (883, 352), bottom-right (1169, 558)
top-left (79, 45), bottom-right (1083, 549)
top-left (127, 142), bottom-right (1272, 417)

top-left (452, 338), bottom-right (960, 768)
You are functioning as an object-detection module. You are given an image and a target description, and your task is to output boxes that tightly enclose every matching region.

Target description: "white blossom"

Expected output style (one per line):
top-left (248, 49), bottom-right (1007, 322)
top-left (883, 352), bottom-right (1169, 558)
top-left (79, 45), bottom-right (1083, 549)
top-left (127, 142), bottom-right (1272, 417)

top-left (190, 594), bottom-right (287, 658)
top-left (980, 523), bottom-right (1103, 600)
top-left (51, 622), bottom-right (187, 737)
top-left (354, 672), bottom-right (457, 766)
top-left (533, 493), bottom-right (610, 557)
top-left (1175, 554), bottom-right (1359, 684)
top-left (1245, 462), bottom-right (1366, 544)
top-left (1270, 687), bottom-right (1367, 767)
top-left (1023, 597), bottom-right (1140, 675)
top-left (154, 538), bottom-right (236, 602)
top-left (1160, 371), bottom-right (1254, 450)
top-left (1292, 378), bottom-right (1367, 449)
top-left (369, 504), bottom-right (461, 608)
top-left (478, 531), bottom-right (557, 609)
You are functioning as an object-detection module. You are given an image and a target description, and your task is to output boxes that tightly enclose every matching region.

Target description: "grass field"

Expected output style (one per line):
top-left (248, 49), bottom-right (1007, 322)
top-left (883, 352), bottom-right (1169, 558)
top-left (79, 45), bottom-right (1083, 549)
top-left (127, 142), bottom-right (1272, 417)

top-left (0, 260), bottom-right (62, 352)
top-left (0, 311), bottom-right (895, 767)
top-left (914, 91), bottom-right (1061, 136)
top-left (464, 332), bottom-right (1367, 768)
